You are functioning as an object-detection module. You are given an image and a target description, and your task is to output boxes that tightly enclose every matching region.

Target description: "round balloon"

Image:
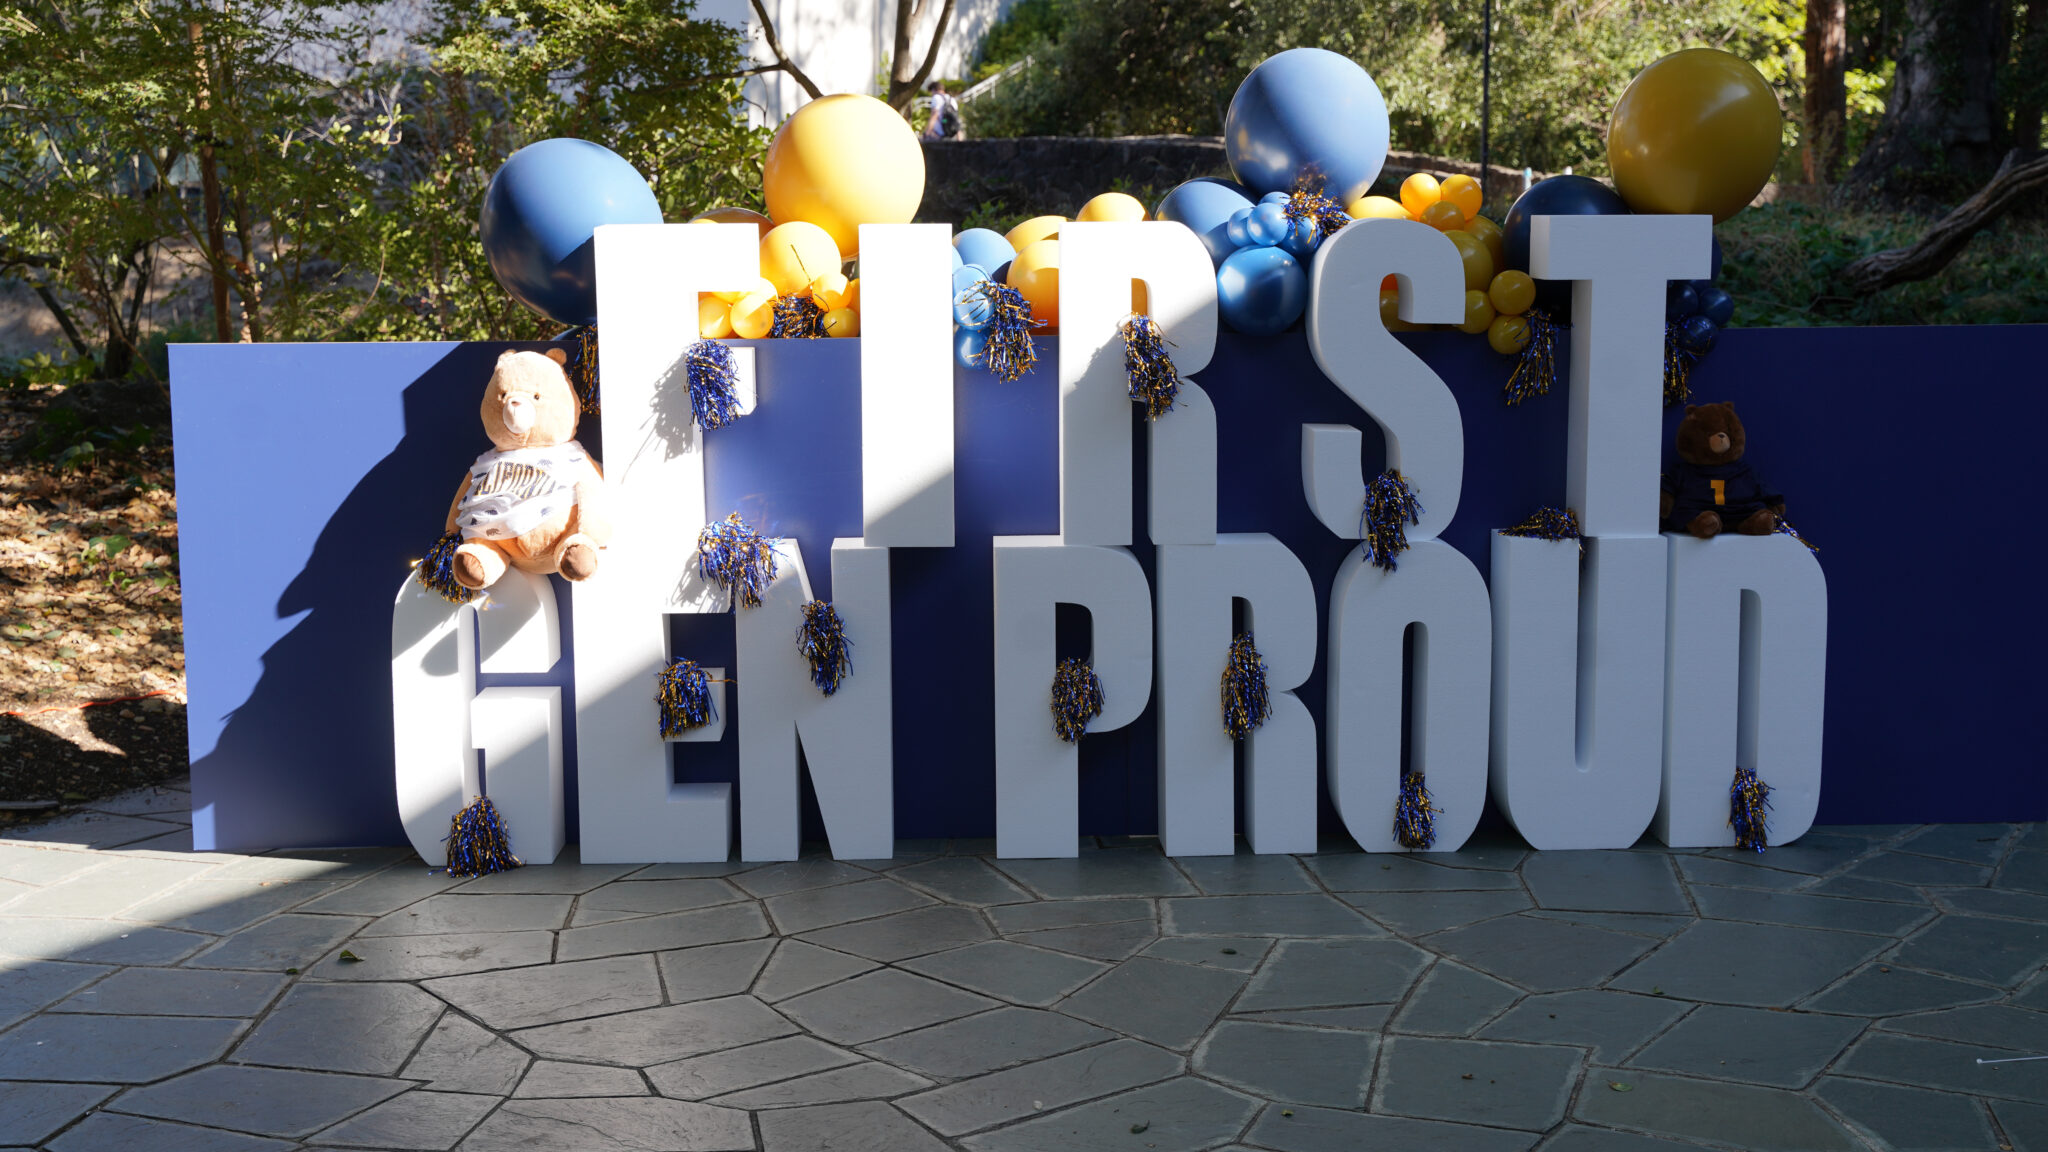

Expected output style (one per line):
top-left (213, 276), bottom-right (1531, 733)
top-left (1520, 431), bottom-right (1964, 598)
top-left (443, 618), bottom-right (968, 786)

top-left (1697, 284), bottom-right (1735, 327)
top-left (760, 222), bottom-right (842, 297)
top-left (1154, 177), bottom-right (1256, 268)
top-left (1005, 215), bottom-right (1066, 253)
top-left (687, 206), bottom-right (771, 241)
top-left (1446, 230), bottom-right (1495, 292)
top-left (1666, 280), bottom-right (1701, 320)
top-left (1225, 207), bottom-right (1255, 249)
top-left (1216, 246), bottom-right (1307, 335)
top-left (1246, 202), bottom-right (1292, 247)
top-left (1607, 48), bottom-right (1782, 222)
top-left (956, 325), bottom-right (989, 370)
top-left (1677, 313), bottom-right (1720, 354)
top-left (1006, 238), bottom-right (1061, 328)
top-left (952, 266), bottom-right (993, 329)
top-left (481, 138), bottom-right (663, 326)
top-left (1078, 192), bottom-right (1147, 222)
top-left (763, 93), bottom-right (925, 257)
top-left (1502, 175), bottom-right (1631, 273)
top-left (1348, 194), bottom-right (1409, 221)
top-left (823, 309), bottom-right (860, 337)
top-left (953, 228), bottom-right (1016, 275)
top-left (1224, 48), bottom-right (1390, 203)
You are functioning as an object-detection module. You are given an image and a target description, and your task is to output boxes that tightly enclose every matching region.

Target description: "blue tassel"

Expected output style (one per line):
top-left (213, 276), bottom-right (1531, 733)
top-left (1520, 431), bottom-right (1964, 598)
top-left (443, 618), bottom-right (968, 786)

top-left (1730, 765), bottom-right (1773, 852)
top-left (1221, 631), bottom-right (1270, 740)
top-left (686, 339), bottom-right (743, 430)
top-left (771, 293), bottom-right (826, 339)
top-left (566, 325), bottom-right (600, 415)
top-left (972, 280), bottom-right (1042, 384)
top-left (1050, 657), bottom-right (1104, 743)
top-left (1664, 321), bottom-right (1700, 407)
top-left (1284, 175), bottom-right (1351, 241)
top-left (1501, 506), bottom-right (1583, 550)
top-left (1506, 308), bottom-right (1565, 406)
top-left (696, 512), bottom-right (777, 609)
top-left (1394, 771), bottom-right (1440, 850)
top-left (442, 795), bottom-right (521, 877)
top-left (656, 657), bottom-right (717, 736)
top-left (796, 599), bottom-right (853, 695)
top-left (1777, 518), bottom-right (1819, 553)
top-left (416, 530), bottom-right (480, 605)
top-left (1360, 470), bottom-right (1423, 571)
top-left (1120, 315), bottom-right (1181, 420)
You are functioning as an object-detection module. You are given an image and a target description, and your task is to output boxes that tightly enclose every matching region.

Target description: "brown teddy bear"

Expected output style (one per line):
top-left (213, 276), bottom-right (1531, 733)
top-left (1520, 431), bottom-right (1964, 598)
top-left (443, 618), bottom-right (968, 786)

top-left (444, 348), bottom-right (612, 589)
top-left (1660, 401), bottom-right (1784, 539)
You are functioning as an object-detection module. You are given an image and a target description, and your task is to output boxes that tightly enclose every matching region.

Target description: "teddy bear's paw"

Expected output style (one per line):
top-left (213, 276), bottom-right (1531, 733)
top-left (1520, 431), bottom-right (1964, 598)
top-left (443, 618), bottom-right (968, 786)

top-left (1737, 508), bottom-right (1778, 535)
top-left (453, 544), bottom-right (504, 589)
top-left (1687, 511), bottom-right (1723, 540)
top-left (560, 540), bottom-right (600, 582)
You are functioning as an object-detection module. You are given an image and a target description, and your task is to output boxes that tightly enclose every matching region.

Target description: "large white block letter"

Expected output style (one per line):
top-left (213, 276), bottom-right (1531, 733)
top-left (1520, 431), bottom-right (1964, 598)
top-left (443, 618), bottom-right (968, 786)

top-left (861, 223), bottom-right (956, 546)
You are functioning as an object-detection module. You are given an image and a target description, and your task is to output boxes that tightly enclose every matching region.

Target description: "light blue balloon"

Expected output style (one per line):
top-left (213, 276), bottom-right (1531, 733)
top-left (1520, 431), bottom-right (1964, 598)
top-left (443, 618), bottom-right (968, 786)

top-left (952, 265), bottom-right (993, 329)
top-left (480, 138), bottom-right (663, 326)
top-left (955, 325), bottom-right (989, 369)
top-left (1225, 207), bottom-right (1255, 250)
top-left (953, 228), bottom-right (1016, 275)
top-left (1279, 215), bottom-right (1320, 260)
top-left (1216, 246), bottom-right (1308, 335)
top-left (951, 246), bottom-right (964, 271)
top-left (1261, 190), bottom-right (1293, 205)
top-left (1245, 202), bottom-right (1292, 247)
top-left (1154, 177), bottom-right (1256, 268)
top-left (1225, 48), bottom-right (1391, 203)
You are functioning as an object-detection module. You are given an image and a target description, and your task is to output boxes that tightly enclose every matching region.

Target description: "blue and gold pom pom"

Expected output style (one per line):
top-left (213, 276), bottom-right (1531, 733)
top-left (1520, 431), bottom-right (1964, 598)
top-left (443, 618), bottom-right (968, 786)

top-left (1729, 765), bottom-right (1773, 852)
top-left (566, 324), bottom-right (600, 415)
top-left (1221, 631), bottom-right (1271, 741)
top-left (1501, 506), bottom-right (1583, 551)
top-left (1285, 174), bottom-right (1351, 240)
top-left (771, 292), bottom-right (826, 339)
top-left (416, 530), bottom-right (481, 605)
top-left (1506, 308), bottom-right (1565, 406)
top-left (1120, 314), bottom-right (1181, 420)
top-left (685, 339), bottom-right (743, 430)
top-left (1663, 320), bottom-right (1699, 408)
top-left (972, 280), bottom-right (1043, 384)
top-left (797, 599), bottom-right (853, 696)
top-left (443, 795), bottom-right (521, 877)
top-left (1776, 518), bottom-right (1819, 553)
top-left (1050, 657), bottom-right (1104, 743)
top-left (696, 512), bottom-right (778, 609)
top-left (656, 657), bottom-right (717, 737)
top-left (1360, 470), bottom-right (1423, 572)
top-left (1394, 771), bottom-right (1440, 850)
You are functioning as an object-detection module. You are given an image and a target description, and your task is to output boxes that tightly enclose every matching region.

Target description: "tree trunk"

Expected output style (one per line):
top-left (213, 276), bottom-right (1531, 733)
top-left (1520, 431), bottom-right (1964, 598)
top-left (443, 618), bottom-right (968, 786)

top-left (2014, 0), bottom-right (2048, 149)
top-left (887, 0), bottom-right (957, 112)
top-left (191, 21), bottom-right (233, 344)
top-left (1803, 0), bottom-right (1848, 182)
top-left (1845, 0), bottom-right (2008, 198)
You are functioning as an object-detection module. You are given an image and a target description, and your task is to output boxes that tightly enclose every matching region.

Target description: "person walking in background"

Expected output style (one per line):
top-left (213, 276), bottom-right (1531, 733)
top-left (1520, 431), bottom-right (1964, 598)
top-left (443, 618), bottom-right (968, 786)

top-left (922, 80), bottom-right (964, 141)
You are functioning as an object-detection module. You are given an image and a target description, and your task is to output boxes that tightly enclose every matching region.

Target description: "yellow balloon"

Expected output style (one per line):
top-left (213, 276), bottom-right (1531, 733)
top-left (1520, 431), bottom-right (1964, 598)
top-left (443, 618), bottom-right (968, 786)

top-left (1439, 175), bottom-right (1483, 224)
top-left (1488, 270), bottom-right (1536, 316)
top-left (1400, 173), bottom-right (1441, 218)
top-left (1608, 47), bottom-right (1782, 222)
top-left (1487, 313), bottom-right (1531, 355)
top-left (1007, 237), bottom-right (1061, 328)
top-left (1463, 214), bottom-right (1506, 270)
top-left (730, 288), bottom-right (777, 340)
top-left (763, 93), bottom-right (925, 257)
top-left (811, 271), bottom-right (851, 312)
top-left (1077, 192), bottom-right (1147, 223)
top-left (760, 222), bottom-right (842, 298)
top-left (1458, 290), bottom-right (1497, 335)
top-left (1420, 201), bottom-right (1465, 232)
top-left (1379, 288), bottom-right (1421, 333)
top-left (711, 276), bottom-right (775, 306)
top-left (697, 294), bottom-right (734, 338)
top-left (822, 308), bottom-right (861, 337)
top-left (1347, 195), bottom-right (1410, 221)
top-left (1446, 230), bottom-right (1496, 293)
top-left (688, 206), bottom-right (772, 242)
top-left (1005, 215), bottom-right (1066, 253)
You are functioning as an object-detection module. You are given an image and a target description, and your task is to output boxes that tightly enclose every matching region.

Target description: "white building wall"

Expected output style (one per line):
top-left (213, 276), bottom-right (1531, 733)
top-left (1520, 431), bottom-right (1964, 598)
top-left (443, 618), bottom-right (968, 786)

top-left (708, 0), bottom-right (1017, 125)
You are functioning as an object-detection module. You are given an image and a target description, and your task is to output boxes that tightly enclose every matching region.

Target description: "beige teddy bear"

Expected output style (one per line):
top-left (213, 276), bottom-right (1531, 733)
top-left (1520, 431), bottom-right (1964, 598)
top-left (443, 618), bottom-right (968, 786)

top-left (445, 348), bottom-right (611, 589)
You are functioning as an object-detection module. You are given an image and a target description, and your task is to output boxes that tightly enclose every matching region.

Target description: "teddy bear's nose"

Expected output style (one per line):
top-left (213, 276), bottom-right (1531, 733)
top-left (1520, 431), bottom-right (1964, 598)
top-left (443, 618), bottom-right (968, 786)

top-left (1709, 432), bottom-right (1730, 452)
top-left (503, 394), bottom-right (535, 434)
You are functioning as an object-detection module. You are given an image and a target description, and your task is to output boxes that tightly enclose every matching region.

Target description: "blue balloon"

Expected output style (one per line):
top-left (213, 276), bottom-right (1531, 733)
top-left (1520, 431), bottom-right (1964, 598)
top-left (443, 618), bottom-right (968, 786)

top-left (1711, 234), bottom-right (1724, 281)
top-left (1225, 207), bottom-right (1255, 250)
top-left (1666, 281), bottom-right (1700, 320)
top-left (1216, 246), bottom-right (1308, 335)
top-left (1260, 190), bottom-right (1293, 205)
top-left (1279, 215), bottom-right (1320, 260)
top-left (951, 246), bottom-right (964, 271)
top-left (952, 266), bottom-right (992, 329)
top-left (953, 228), bottom-right (1016, 275)
top-left (1224, 48), bottom-right (1391, 202)
top-left (1501, 174), bottom-right (1631, 274)
top-left (1155, 177), bottom-right (1256, 268)
top-left (480, 138), bottom-right (663, 326)
top-left (1697, 285), bottom-right (1735, 328)
top-left (1246, 202), bottom-right (1292, 247)
top-left (1677, 314), bottom-right (1719, 354)
top-left (955, 325), bottom-right (989, 370)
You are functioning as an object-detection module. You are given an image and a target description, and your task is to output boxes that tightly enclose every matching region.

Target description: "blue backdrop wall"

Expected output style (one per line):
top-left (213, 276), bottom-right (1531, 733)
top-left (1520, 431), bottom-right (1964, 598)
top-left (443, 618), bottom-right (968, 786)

top-left (170, 326), bottom-right (2048, 852)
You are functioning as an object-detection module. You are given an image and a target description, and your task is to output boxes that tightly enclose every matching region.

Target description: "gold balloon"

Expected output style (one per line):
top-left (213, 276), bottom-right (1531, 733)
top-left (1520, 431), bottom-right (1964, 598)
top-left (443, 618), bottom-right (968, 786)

top-left (1607, 48), bottom-right (1782, 223)
top-left (1007, 237), bottom-right (1062, 328)
top-left (697, 294), bottom-right (734, 338)
top-left (1446, 230), bottom-right (1496, 293)
top-left (1458, 290), bottom-right (1497, 335)
top-left (1005, 215), bottom-right (1066, 252)
top-left (1078, 192), bottom-right (1147, 222)
top-left (688, 206), bottom-right (772, 241)
top-left (763, 94), bottom-right (926, 257)
top-left (1347, 194), bottom-right (1410, 221)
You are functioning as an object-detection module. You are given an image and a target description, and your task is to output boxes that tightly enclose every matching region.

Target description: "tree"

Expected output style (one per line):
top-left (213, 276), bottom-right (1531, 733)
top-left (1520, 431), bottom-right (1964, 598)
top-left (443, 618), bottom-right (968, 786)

top-left (886, 0), bottom-right (960, 112)
top-left (1805, 0), bottom-right (1848, 181)
top-left (1847, 0), bottom-right (2019, 197)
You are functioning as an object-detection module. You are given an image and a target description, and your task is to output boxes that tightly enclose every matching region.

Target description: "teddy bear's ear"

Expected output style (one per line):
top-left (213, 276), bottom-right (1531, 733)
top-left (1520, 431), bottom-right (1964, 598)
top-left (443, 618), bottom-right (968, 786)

top-left (1684, 404), bottom-right (1699, 414)
top-left (543, 347), bottom-right (569, 366)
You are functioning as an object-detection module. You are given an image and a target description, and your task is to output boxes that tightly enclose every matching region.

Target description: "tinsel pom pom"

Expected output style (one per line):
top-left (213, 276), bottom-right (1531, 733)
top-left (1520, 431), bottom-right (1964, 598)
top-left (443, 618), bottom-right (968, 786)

top-left (796, 599), bottom-right (853, 696)
top-left (1221, 631), bottom-right (1271, 741)
top-left (771, 293), bottom-right (826, 339)
top-left (1729, 765), bottom-right (1773, 852)
top-left (696, 512), bottom-right (778, 609)
top-left (1777, 518), bottom-right (1819, 553)
top-left (656, 657), bottom-right (717, 737)
top-left (1360, 470), bottom-right (1423, 571)
top-left (1500, 506), bottom-right (1583, 550)
top-left (1663, 321), bottom-right (1699, 408)
top-left (973, 280), bottom-right (1043, 384)
top-left (1505, 308), bottom-right (1565, 406)
top-left (566, 324), bottom-right (600, 415)
top-left (443, 795), bottom-right (521, 877)
top-left (685, 339), bottom-right (744, 430)
top-left (1120, 314), bottom-right (1181, 420)
top-left (1394, 771), bottom-right (1440, 850)
top-left (1050, 657), bottom-right (1104, 744)
top-left (416, 530), bottom-right (481, 605)
top-left (1284, 175), bottom-right (1352, 239)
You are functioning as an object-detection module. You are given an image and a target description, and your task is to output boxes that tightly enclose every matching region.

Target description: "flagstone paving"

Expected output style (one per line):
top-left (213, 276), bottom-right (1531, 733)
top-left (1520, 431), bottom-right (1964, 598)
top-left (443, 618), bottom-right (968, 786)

top-left (1, 785), bottom-right (2044, 1150)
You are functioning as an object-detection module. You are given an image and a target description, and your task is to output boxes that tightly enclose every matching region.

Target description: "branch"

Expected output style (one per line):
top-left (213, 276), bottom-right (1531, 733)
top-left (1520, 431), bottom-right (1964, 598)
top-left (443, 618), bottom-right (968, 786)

top-left (1841, 149), bottom-right (2048, 295)
top-left (748, 0), bottom-right (822, 101)
top-left (893, 0), bottom-right (958, 112)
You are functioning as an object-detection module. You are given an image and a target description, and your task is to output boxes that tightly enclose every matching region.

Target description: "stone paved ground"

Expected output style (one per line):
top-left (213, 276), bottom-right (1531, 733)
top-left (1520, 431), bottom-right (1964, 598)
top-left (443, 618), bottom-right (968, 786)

top-left (2, 785), bottom-right (2045, 1152)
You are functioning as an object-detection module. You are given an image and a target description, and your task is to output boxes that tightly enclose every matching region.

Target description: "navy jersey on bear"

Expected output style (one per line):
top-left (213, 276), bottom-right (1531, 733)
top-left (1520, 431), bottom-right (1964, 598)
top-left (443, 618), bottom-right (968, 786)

top-left (1662, 459), bottom-right (1781, 532)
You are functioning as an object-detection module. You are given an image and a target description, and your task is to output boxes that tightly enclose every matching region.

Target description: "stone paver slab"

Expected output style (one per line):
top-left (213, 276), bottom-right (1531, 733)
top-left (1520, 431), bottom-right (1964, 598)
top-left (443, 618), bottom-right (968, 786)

top-left (899, 1038), bottom-right (1181, 1136)
top-left (1836, 1031), bottom-right (2048, 1102)
top-left (315, 929), bottom-right (555, 981)
top-left (1611, 921), bottom-right (1886, 1006)
top-left (1522, 851), bottom-right (1686, 914)
top-left (1845, 852), bottom-right (1991, 887)
top-left (989, 898), bottom-right (1150, 934)
top-left (555, 901), bottom-right (769, 961)
top-left (1235, 1005), bottom-right (1393, 1031)
top-left (1808, 875), bottom-right (1930, 904)
top-left (862, 1005), bottom-right (1111, 1078)
top-left (1675, 854), bottom-right (1813, 891)
top-left (1692, 885), bottom-right (1933, 935)
top-left (401, 1013), bottom-right (530, 1094)
top-left (110, 1064), bottom-right (408, 1138)
top-left (2005, 850), bottom-right (2048, 895)
top-left (312, 1090), bottom-right (498, 1149)
top-left (1890, 913), bottom-right (2048, 986)
top-left (2, 812), bottom-right (183, 850)
top-left (648, 1035), bottom-right (860, 1099)
top-left (515, 995), bottom-right (797, 1066)
top-left (765, 877), bottom-right (933, 934)
top-left (210, 848), bottom-right (407, 883)
top-left (578, 878), bottom-right (744, 915)
top-left (0, 1081), bottom-right (115, 1145)
top-left (449, 855), bottom-right (638, 894)
top-left (1629, 1003), bottom-right (1866, 1087)
top-left (1305, 854), bottom-right (1521, 892)
top-left (1058, 955), bottom-right (1244, 1049)
top-left (994, 854), bottom-right (1196, 898)
top-left (1898, 824), bottom-right (2013, 865)
top-left (1391, 960), bottom-right (1522, 1036)
top-left (360, 893), bottom-right (572, 936)
top-left (1995, 1100), bottom-right (2048, 1152)
top-left (294, 867), bottom-right (462, 916)
top-left (0, 843), bottom-right (106, 885)
top-left (711, 1061), bottom-right (933, 1108)
top-left (1936, 886), bottom-right (2048, 922)
top-left (756, 1100), bottom-right (949, 1152)
top-left (120, 878), bottom-right (342, 934)
top-left (516, 1060), bottom-right (650, 1097)
top-left (1375, 1035), bottom-right (1579, 1131)
top-left (1522, 910), bottom-right (1692, 937)
top-left (1574, 1068), bottom-right (1854, 1150)
top-left (46, 1113), bottom-right (292, 1152)
top-left (1427, 915), bottom-right (1657, 993)
top-left (0, 916), bottom-right (206, 966)
top-left (234, 982), bottom-right (444, 1075)
top-left (1803, 961), bottom-right (2002, 1015)
top-left (1195, 1020), bottom-right (1375, 1106)
top-left (52, 966), bottom-right (283, 1017)
top-left (891, 856), bottom-right (1033, 905)
top-left (1011, 921), bottom-right (1156, 961)
top-left (187, 913), bottom-right (370, 969)
top-left (1140, 935), bottom-right (1271, 972)
top-left (729, 859), bottom-right (873, 898)
top-left (1236, 938), bottom-right (1431, 1011)
top-left (1537, 1128), bottom-right (1712, 1151)
top-left (1243, 1102), bottom-right (1538, 1151)
top-left (1884, 1003), bottom-right (2048, 1051)
top-left (795, 904), bottom-right (991, 961)
top-left (426, 954), bottom-right (663, 1030)
top-left (1161, 893), bottom-right (1381, 937)
top-left (0, 855), bottom-right (211, 918)
top-left (900, 939), bottom-right (1109, 1005)
top-left (1342, 889), bottom-right (1531, 935)
top-left (0, 1013), bottom-right (243, 1082)
top-left (460, 1097), bottom-right (752, 1151)
top-left (751, 938), bottom-right (879, 1002)
top-left (1815, 1076), bottom-right (2000, 1151)
top-left (655, 937), bottom-right (776, 1002)
top-left (1173, 853), bottom-right (1318, 894)
top-left (0, 959), bottom-right (108, 1031)
top-left (1479, 990), bottom-right (1689, 1062)
top-left (959, 1076), bottom-right (1258, 1152)
top-left (779, 968), bottom-right (997, 1044)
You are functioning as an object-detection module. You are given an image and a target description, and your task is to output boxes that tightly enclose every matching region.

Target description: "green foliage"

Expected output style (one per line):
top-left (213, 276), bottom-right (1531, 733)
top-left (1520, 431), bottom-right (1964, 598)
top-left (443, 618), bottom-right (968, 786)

top-left (975, 0), bottom-right (1070, 77)
top-left (0, 353), bottom-right (94, 391)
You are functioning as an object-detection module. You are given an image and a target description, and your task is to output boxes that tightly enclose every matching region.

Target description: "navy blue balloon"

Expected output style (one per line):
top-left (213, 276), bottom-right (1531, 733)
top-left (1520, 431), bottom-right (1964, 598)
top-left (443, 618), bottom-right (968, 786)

top-left (1501, 175), bottom-right (1631, 275)
top-left (1225, 207), bottom-right (1255, 250)
top-left (1711, 234), bottom-right (1724, 281)
top-left (480, 138), bottom-right (663, 326)
top-left (1224, 48), bottom-right (1391, 202)
top-left (1677, 314), bottom-right (1719, 354)
top-left (953, 228), bottom-right (1016, 275)
top-left (1697, 285), bottom-right (1735, 328)
top-left (1246, 202), bottom-right (1292, 247)
top-left (1156, 177), bottom-right (1256, 268)
top-left (952, 265), bottom-right (992, 329)
top-left (955, 325), bottom-right (989, 369)
top-left (1666, 281), bottom-right (1700, 320)
top-left (1216, 246), bottom-right (1308, 335)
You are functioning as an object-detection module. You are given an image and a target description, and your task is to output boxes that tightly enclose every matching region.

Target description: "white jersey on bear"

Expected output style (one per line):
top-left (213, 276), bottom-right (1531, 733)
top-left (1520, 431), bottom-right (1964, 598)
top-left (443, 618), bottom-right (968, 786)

top-left (457, 441), bottom-right (600, 541)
